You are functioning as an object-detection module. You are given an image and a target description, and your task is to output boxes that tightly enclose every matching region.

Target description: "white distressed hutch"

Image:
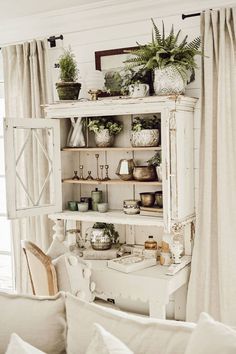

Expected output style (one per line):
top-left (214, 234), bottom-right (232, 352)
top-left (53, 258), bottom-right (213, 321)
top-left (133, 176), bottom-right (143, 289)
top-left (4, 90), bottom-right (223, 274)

top-left (4, 95), bottom-right (197, 319)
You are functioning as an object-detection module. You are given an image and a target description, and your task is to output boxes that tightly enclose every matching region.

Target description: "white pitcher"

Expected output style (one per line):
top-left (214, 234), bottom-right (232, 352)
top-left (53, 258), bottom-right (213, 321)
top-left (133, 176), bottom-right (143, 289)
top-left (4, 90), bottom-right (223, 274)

top-left (129, 83), bottom-right (149, 98)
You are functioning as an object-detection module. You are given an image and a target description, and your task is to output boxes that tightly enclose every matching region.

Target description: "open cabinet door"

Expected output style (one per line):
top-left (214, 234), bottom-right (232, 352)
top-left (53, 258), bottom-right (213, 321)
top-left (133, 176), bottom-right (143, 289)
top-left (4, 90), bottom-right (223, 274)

top-left (4, 118), bottom-right (62, 219)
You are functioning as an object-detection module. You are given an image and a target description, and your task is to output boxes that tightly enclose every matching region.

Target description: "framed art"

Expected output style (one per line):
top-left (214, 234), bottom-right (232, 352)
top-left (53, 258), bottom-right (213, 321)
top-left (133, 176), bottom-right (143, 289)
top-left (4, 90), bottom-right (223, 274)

top-left (95, 46), bottom-right (137, 72)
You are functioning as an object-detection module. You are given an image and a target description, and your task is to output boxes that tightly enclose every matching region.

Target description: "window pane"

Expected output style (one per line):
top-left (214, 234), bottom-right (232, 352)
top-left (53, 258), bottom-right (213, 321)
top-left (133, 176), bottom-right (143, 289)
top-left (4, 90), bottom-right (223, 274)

top-left (0, 254), bottom-right (12, 290)
top-left (0, 138), bottom-right (5, 175)
top-left (0, 177), bottom-right (6, 213)
top-left (0, 217), bottom-right (11, 251)
top-left (13, 127), bottom-right (54, 211)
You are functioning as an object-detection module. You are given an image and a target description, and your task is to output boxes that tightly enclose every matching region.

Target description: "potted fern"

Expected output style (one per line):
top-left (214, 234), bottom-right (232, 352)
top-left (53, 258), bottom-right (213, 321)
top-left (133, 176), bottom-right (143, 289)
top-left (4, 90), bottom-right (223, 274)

top-left (56, 49), bottom-right (81, 100)
top-left (125, 19), bottom-right (201, 95)
top-left (87, 117), bottom-right (123, 147)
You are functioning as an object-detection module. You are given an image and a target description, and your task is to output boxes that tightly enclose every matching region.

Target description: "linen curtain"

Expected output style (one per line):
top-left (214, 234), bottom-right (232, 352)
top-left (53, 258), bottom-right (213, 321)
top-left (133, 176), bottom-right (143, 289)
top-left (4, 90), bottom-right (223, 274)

top-left (187, 8), bottom-right (236, 326)
top-left (2, 40), bottom-right (53, 293)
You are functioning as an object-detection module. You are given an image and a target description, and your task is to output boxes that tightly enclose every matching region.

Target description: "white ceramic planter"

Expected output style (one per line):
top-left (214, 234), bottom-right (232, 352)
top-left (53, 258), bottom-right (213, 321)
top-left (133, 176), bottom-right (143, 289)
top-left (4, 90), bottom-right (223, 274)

top-left (94, 129), bottom-right (114, 147)
top-left (131, 129), bottom-right (159, 147)
top-left (154, 67), bottom-right (186, 96)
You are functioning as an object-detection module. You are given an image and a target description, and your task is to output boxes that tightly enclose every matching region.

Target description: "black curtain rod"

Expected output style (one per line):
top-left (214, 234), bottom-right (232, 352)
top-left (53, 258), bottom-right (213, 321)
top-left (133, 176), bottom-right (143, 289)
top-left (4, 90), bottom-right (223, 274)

top-left (182, 12), bottom-right (201, 20)
top-left (0, 34), bottom-right (64, 50)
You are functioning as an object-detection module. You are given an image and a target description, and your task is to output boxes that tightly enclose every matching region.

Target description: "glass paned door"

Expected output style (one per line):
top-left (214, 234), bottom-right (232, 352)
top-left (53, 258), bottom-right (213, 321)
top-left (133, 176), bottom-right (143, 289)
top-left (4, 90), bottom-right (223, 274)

top-left (4, 118), bottom-right (61, 218)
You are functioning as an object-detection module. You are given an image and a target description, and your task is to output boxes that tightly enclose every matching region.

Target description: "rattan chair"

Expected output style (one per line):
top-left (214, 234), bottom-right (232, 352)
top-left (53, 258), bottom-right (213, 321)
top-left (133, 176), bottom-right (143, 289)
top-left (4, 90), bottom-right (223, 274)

top-left (21, 240), bottom-right (58, 296)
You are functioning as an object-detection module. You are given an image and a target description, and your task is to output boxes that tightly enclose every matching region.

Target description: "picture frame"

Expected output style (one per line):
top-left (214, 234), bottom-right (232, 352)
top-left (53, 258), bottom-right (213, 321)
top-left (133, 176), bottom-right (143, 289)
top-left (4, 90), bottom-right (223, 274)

top-left (95, 46), bottom-right (137, 72)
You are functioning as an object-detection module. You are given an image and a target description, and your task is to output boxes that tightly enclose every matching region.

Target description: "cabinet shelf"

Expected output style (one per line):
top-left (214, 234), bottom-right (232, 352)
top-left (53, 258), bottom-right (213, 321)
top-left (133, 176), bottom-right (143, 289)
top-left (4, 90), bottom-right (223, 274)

top-left (62, 146), bottom-right (161, 152)
top-left (48, 210), bottom-right (163, 226)
top-left (62, 178), bottom-right (162, 186)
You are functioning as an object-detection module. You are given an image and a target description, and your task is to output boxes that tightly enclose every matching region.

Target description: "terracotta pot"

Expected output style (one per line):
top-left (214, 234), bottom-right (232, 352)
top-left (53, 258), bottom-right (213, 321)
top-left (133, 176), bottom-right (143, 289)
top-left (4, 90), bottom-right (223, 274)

top-left (56, 82), bottom-right (81, 100)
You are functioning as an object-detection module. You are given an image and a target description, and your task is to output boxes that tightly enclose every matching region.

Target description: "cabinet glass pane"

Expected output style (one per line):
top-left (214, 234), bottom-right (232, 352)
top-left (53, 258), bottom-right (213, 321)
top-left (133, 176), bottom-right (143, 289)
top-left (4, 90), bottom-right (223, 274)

top-left (0, 254), bottom-right (12, 290)
top-left (0, 138), bottom-right (5, 175)
top-left (13, 127), bottom-right (54, 211)
top-left (0, 177), bottom-right (6, 213)
top-left (0, 217), bottom-right (11, 251)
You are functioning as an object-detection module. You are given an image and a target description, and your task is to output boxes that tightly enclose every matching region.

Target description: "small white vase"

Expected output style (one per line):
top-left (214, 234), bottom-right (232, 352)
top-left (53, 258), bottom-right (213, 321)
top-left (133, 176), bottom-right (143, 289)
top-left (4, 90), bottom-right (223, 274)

top-left (154, 67), bottom-right (186, 96)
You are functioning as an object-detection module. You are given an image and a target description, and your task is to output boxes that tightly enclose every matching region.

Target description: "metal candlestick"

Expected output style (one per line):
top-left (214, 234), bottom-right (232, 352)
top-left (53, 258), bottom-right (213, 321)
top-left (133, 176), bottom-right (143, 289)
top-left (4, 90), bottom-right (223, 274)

top-left (86, 171), bottom-right (94, 180)
top-left (100, 165), bottom-right (104, 181)
top-left (104, 164), bottom-right (110, 180)
top-left (79, 165), bottom-right (84, 180)
top-left (95, 153), bottom-right (100, 180)
top-left (72, 171), bottom-right (80, 180)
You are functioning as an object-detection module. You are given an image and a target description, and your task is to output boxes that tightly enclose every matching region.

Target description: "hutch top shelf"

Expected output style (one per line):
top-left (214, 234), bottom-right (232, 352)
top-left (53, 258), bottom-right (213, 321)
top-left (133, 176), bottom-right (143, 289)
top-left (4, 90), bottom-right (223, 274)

top-left (44, 95), bottom-right (197, 118)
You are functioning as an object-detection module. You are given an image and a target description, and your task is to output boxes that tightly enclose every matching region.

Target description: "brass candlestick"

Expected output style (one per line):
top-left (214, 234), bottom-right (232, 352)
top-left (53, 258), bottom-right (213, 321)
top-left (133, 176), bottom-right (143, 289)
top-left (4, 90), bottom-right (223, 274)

top-left (79, 165), bottom-right (84, 180)
top-left (104, 164), bottom-right (110, 180)
top-left (100, 165), bottom-right (104, 181)
top-left (86, 171), bottom-right (94, 180)
top-left (95, 153), bottom-right (100, 180)
top-left (72, 171), bottom-right (80, 180)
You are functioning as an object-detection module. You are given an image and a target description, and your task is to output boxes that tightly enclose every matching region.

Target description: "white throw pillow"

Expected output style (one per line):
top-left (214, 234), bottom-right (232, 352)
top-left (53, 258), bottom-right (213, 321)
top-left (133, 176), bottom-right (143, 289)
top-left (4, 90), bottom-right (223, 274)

top-left (0, 291), bottom-right (66, 354)
top-left (86, 323), bottom-right (133, 354)
top-left (6, 333), bottom-right (46, 354)
top-left (66, 293), bottom-right (195, 354)
top-left (185, 312), bottom-right (236, 354)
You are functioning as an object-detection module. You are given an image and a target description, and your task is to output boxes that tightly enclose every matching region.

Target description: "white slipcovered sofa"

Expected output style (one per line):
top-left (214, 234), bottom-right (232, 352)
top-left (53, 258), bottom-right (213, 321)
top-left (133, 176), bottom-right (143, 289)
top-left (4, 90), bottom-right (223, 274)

top-left (0, 291), bottom-right (235, 354)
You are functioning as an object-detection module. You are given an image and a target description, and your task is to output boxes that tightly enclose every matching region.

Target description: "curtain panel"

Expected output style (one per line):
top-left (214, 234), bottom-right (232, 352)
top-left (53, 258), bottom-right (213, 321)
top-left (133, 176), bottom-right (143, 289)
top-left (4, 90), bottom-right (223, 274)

top-left (2, 40), bottom-right (53, 293)
top-left (187, 8), bottom-right (236, 326)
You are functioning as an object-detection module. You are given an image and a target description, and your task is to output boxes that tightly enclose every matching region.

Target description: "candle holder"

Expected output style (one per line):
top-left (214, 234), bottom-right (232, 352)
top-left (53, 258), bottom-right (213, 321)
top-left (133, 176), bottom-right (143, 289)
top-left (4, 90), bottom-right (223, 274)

top-left (100, 165), bottom-right (104, 181)
top-left (86, 171), bottom-right (94, 180)
top-left (104, 164), bottom-right (110, 181)
top-left (95, 153), bottom-right (100, 180)
top-left (79, 165), bottom-right (84, 180)
top-left (72, 171), bottom-right (80, 180)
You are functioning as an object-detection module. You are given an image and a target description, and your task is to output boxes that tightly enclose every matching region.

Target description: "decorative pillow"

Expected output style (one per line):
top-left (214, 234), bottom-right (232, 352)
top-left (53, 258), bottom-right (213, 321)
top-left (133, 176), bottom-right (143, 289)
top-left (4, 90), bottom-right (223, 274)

top-left (0, 291), bottom-right (66, 354)
top-left (6, 333), bottom-right (46, 354)
top-left (86, 323), bottom-right (133, 354)
top-left (185, 312), bottom-right (236, 354)
top-left (66, 293), bottom-right (195, 354)
top-left (46, 238), bottom-right (68, 260)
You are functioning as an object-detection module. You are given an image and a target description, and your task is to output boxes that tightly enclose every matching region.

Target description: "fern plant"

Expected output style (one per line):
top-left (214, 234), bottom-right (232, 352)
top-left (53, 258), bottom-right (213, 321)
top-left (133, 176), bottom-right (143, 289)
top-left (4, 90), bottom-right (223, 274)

top-left (125, 19), bottom-right (201, 82)
top-left (58, 49), bottom-right (78, 82)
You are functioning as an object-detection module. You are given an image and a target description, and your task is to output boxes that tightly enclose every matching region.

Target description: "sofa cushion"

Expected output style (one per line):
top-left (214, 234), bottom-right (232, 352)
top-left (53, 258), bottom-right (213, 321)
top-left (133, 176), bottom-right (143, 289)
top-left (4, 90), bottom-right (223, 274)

top-left (0, 291), bottom-right (66, 354)
top-left (86, 323), bottom-right (133, 354)
top-left (185, 312), bottom-right (236, 354)
top-left (6, 333), bottom-right (46, 354)
top-left (66, 293), bottom-right (195, 354)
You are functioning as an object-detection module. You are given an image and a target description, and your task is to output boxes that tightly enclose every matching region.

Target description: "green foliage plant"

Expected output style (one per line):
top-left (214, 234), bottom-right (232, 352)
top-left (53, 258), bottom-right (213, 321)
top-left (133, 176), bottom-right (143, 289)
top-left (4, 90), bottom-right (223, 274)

top-left (87, 117), bottom-right (123, 136)
top-left (147, 151), bottom-right (162, 166)
top-left (92, 222), bottom-right (119, 243)
top-left (132, 115), bottom-right (160, 132)
top-left (125, 19), bottom-right (201, 82)
top-left (58, 49), bottom-right (78, 82)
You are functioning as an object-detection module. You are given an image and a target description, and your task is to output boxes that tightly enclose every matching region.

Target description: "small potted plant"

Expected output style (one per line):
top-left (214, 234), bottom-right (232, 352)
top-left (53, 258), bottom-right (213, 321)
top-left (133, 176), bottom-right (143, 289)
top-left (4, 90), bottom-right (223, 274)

top-left (87, 117), bottom-right (123, 147)
top-left (121, 68), bottom-right (150, 97)
top-left (147, 151), bottom-right (162, 181)
top-left (125, 19), bottom-right (201, 95)
top-left (56, 49), bottom-right (81, 100)
top-left (131, 116), bottom-right (160, 147)
top-left (88, 222), bottom-right (119, 250)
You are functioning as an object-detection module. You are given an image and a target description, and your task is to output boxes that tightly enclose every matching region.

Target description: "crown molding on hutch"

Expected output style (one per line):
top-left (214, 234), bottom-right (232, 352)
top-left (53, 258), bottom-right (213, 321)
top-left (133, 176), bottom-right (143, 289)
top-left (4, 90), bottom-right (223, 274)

top-left (0, 0), bottom-right (234, 45)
